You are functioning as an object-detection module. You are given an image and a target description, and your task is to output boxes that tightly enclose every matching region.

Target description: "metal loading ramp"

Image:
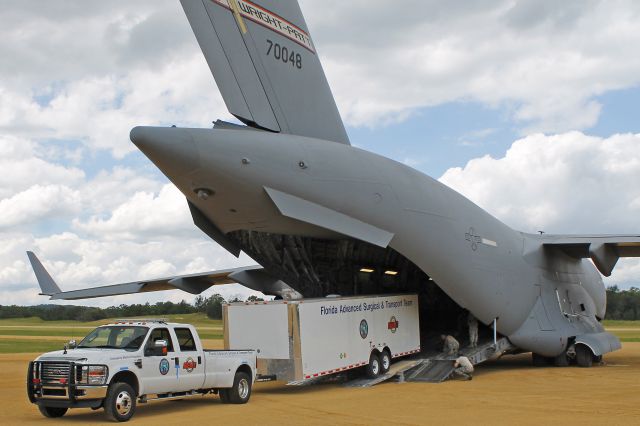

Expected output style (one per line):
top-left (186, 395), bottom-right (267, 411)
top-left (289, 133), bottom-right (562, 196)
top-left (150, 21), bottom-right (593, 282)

top-left (404, 337), bottom-right (515, 383)
top-left (343, 337), bottom-right (515, 387)
top-left (344, 359), bottom-right (423, 388)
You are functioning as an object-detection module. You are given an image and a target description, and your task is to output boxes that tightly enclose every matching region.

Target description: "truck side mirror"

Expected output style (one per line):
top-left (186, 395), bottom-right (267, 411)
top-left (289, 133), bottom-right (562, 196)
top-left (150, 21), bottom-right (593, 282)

top-left (68, 339), bottom-right (77, 349)
top-left (154, 339), bottom-right (168, 356)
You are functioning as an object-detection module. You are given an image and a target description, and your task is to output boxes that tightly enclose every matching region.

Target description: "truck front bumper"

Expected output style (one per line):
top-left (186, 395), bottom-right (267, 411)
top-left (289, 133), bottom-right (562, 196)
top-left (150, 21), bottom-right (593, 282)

top-left (27, 361), bottom-right (108, 409)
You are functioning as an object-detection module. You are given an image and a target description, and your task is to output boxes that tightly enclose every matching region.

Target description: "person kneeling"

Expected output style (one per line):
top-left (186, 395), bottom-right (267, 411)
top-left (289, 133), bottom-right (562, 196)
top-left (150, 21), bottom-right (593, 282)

top-left (453, 356), bottom-right (474, 381)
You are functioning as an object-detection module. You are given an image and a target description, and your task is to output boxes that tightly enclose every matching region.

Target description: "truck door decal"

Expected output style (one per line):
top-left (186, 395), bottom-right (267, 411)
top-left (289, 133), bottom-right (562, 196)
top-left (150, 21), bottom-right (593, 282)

top-left (159, 358), bottom-right (170, 375)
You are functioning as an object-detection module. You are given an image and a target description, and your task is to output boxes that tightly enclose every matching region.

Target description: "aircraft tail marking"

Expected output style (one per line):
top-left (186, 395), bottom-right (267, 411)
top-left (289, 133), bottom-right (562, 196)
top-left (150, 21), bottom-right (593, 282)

top-left (180, 0), bottom-right (350, 144)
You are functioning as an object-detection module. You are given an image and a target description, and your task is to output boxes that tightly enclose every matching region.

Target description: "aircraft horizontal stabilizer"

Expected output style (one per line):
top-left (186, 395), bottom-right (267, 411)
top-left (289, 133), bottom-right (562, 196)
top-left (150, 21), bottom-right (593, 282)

top-left (542, 234), bottom-right (640, 276)
top-left (26, 251), bottom-right (269, 300)
top-left (265, 187), bottom-right (394, 248)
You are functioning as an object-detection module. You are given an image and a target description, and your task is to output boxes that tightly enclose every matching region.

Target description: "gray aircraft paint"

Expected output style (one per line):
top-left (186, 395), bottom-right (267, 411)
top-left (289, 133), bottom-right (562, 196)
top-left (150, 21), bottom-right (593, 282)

top-left (28, 0), bottom-right (640, 360)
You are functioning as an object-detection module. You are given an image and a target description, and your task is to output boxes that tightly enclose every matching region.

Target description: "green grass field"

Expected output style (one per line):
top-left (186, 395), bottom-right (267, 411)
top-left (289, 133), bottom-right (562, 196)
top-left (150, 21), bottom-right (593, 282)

top-left (0, 314), bottom-right (223, 354)
top-left (0, 316), bottom-right (638, 354)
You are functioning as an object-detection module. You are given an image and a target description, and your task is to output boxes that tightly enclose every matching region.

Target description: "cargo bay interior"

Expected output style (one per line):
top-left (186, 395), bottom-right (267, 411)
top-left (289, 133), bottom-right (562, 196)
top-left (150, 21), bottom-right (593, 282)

top-left (228, 230), bottom-right (495, 352)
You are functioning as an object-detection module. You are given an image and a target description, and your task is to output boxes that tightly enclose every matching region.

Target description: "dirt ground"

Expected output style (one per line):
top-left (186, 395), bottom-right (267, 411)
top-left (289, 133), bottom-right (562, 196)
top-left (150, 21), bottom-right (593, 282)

top-left (4, 343), bottom-right (640, 425)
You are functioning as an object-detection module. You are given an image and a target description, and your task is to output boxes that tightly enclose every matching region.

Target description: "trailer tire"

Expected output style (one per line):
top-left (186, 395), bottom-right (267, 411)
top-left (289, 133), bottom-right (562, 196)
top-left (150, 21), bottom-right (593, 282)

top-left (38, 405), bottom-right (67, 418)
top-left (576, 344), bottom-right (593, 368)
top-left (104, 382), bottom-right (136, 422)
top-left (366, 351), bottom-right (381, 378)
top-left (228, 371), bottom-right (251, 404)
top-left (380, 350), bottom-right (391, 374)
top-left (219, 389), bottom-right (230, 403)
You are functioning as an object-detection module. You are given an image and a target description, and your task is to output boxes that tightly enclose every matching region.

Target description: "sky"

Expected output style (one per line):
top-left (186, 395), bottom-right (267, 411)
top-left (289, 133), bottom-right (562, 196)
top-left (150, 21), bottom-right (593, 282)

top-left (1, 0), bottom-right (639, 307)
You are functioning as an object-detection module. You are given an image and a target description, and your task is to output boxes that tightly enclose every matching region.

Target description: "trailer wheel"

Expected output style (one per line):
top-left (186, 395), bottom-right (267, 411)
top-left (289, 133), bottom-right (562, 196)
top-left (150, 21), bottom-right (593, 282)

top-left (366, 351), bottom-right (381, 378)
top-left (576, 344), bottom-right (593, 368)
top-left (38, 405), bottom-right (67, 418)
top-left (380, 350), bottom-right (391, 374)
top-left (104, 382), bottom-right (136, 422)
top-left (227, 371), bottom-right (251, 404)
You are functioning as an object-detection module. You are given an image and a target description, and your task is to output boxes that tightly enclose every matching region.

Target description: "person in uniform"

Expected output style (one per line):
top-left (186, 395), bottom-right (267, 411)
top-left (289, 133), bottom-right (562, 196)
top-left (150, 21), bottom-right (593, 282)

top-left (440, 334), bottom-right (460, 356)
top-left (453, 355), bottom-right (474, 380)
top-left (467, 312), bottom-right (478, 348)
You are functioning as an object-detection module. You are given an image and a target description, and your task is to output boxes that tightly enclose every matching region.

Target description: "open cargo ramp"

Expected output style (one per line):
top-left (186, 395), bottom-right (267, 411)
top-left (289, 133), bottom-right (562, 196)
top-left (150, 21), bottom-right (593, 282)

top-left (405, 337), bottom-right (515, 383)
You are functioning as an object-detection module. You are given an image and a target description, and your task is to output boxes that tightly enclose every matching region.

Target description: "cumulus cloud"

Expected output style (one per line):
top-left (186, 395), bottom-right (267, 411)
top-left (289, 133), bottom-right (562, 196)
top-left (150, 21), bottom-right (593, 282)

top-left (301, 0), bottom-right (640, 132)
top-left (439, 131), bottom-right (640, 233)
top-left (73, 184), bottom-right (196, 240)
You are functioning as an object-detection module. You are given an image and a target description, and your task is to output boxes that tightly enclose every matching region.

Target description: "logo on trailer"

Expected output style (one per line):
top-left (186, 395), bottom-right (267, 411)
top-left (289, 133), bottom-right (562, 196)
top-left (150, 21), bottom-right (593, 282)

top-left (388, 316), bottom-right (399, 333)
top-left (359, 319), bottom-right (368, 339)
top-left (183, 357), bottom-right (197, 373)
top-left (159, 358), bottom-right (170, 375)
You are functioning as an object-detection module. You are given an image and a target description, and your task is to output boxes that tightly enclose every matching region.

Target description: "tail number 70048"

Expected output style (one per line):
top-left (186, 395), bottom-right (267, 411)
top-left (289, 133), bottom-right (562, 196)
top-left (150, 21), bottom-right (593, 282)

top-left (266, 39), bottom-right (302, 69)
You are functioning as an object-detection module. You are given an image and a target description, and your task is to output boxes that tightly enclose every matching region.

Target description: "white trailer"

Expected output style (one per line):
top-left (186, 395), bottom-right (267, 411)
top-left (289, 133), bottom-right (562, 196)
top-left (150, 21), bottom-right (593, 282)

top-left (224, 294), bottom-right (420, 382)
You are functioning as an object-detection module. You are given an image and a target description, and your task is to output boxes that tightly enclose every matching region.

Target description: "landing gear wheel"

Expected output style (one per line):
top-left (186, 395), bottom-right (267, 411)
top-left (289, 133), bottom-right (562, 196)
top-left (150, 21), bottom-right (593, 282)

top-left (380, 350), bottom-right (391, 374)
top-left (576, 345), bottom-right (593, 368)
top-left (38, 405), bottom-right (67, 418)
top-left (104, 382), bottom-right (136, 422)
top-left (553, 352), bottom-right (570, 367)
top-left (366, 351), bottom-right (381, 378)
top-left (228, 371), bottom-right (251, 404)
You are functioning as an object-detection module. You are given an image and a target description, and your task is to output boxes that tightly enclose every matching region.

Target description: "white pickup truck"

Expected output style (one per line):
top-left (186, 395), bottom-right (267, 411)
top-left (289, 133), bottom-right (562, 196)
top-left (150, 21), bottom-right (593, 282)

top-left (27, 319), bottom-right (256, 422)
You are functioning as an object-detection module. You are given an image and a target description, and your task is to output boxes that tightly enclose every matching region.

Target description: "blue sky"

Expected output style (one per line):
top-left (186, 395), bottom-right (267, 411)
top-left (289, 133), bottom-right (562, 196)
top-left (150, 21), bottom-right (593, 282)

top-left (1, 0), bottom-right (639, 307)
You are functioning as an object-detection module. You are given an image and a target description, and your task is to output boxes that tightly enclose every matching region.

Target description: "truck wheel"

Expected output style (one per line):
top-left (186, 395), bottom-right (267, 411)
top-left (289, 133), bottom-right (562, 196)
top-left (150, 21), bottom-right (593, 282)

top-left (366, 351), bottom-right (381, 378)
top-left (38, 405), bottom-right (67, 418)
top-left (576, 345), bottom-right (593, 368)
top-left (380, 350), bottom-right (391, 374)
top-left (228, 371), bottom-right (251, 404)
top-left (219, 389), bottom-right (230, 404)
top-left (104, 382), bottom-right (137, 422)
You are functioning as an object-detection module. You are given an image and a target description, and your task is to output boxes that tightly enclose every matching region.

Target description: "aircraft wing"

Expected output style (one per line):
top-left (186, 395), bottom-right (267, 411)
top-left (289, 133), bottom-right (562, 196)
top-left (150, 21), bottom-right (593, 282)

top-left (180, 0), bottom-right (350, 145)
top-left (542, 235), bottom-right (640, 277)
top-left (27, 251), bottom-right (301, 300)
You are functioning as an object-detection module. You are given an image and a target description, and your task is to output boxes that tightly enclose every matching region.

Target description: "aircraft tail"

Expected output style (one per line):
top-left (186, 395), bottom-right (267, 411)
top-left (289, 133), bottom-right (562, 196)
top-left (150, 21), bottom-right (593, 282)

top-left (26, 251), bottom-right (62, 296)
top-left (180, 0), bottom-right (350, 145)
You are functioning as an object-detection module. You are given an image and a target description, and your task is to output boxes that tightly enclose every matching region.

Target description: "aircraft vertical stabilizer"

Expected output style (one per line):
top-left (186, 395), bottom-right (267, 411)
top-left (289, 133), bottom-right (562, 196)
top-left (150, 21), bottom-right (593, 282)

top-left (181, 0), bottom-right (350, 145)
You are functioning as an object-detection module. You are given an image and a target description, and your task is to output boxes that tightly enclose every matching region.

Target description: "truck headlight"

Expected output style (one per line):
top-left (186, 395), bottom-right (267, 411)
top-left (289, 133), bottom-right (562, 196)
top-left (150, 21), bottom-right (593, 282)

top-left (78, 365), bottom-right (108, 385)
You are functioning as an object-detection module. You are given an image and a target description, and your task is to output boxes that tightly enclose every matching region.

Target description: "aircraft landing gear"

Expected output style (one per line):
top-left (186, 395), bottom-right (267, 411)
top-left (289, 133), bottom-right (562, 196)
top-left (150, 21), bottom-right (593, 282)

top-left (575, 344), bottom-right (594, 368)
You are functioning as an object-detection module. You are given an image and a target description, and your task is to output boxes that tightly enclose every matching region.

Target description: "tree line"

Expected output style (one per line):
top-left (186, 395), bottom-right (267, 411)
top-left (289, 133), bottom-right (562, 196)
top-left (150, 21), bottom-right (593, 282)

top-left (605, 286), bottom-right (640, 320)
top-left (0, 294), bottom-right (264, 322)
top-left (1, 287), bottom-right (638, 322)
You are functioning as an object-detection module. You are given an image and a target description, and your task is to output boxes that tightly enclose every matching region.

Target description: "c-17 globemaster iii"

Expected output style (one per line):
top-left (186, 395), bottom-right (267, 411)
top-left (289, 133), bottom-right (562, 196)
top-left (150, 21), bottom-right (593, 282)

top-left (29, 0), bottom-right (638, 367)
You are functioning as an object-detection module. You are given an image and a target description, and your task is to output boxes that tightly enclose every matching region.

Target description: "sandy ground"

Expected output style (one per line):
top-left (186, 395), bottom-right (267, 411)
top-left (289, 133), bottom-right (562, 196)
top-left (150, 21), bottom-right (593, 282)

top-left (4, 343), bottom-right (640, 425)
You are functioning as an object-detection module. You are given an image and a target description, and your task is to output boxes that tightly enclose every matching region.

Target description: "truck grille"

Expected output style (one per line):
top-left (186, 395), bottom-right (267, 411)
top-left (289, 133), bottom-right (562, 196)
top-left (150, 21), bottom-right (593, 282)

top-left (40, 362), bottom-right (71, 383)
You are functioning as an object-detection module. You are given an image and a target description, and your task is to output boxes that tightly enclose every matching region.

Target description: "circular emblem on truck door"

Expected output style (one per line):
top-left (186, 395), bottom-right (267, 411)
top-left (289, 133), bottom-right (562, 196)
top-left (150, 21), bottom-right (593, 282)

top-left (183, 357), bottom-right (197, 373)
top-left (359, 319), bottom-right (368, 339)
top-left (159, 358), bottom-right (170, 375)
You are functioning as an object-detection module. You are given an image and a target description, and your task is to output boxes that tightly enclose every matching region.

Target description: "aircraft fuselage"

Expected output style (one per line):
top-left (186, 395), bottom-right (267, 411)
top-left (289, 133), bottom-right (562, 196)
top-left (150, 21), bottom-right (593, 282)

top-left (132, 125), bottom-right (607, 357)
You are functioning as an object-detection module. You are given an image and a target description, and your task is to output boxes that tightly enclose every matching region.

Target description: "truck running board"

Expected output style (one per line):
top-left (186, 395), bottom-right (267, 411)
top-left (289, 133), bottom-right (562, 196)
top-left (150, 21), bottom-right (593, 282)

top-left (139, 390), bottom-right (205, 403)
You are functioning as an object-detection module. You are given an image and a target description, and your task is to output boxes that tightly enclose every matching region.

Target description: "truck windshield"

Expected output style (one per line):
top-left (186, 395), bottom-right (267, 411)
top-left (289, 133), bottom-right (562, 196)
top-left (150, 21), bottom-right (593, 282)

top-left (78, 326), bottom-right (149, 351)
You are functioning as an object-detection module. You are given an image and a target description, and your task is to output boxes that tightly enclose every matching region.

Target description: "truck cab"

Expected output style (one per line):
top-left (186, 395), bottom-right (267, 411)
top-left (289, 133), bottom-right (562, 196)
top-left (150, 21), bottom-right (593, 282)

top-left (28, 319), bottom-right (256, 422)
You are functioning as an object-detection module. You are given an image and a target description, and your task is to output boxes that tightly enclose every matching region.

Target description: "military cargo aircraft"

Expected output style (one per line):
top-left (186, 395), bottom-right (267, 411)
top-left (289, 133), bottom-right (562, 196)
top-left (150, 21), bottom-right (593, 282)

top-left (29, 0), bottom-right (639, 366)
